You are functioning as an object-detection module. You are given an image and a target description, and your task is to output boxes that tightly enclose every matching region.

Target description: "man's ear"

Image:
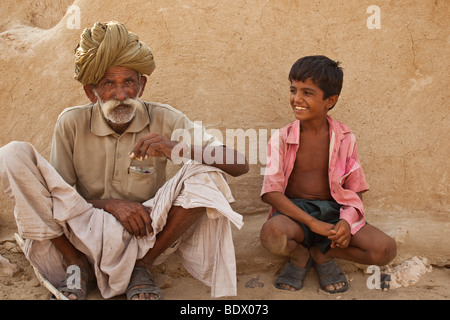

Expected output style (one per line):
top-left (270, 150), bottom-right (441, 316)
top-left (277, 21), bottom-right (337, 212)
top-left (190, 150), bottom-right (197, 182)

top-left (138, 75), bottom-right (147, 97)
top-left (84, 84), bottom-right (98, 103)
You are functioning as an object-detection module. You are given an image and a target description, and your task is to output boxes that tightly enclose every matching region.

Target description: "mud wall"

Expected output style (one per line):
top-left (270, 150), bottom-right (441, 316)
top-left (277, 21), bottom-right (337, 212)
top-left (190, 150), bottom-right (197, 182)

top-left (0, 0), bottom-right (448, 229)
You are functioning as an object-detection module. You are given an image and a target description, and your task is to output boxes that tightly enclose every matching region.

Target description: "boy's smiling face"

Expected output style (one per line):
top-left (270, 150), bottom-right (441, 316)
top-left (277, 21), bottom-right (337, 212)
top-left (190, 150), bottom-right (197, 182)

top-left (290, 78), bottom-right (338, 122)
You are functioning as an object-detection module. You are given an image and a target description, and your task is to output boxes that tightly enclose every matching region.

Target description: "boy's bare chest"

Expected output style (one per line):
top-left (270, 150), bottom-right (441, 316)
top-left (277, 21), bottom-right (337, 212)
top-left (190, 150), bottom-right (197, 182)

top-left (294, 132), bottom-right (330, 170)
top-left (285, 131), bottom-right (331, 200)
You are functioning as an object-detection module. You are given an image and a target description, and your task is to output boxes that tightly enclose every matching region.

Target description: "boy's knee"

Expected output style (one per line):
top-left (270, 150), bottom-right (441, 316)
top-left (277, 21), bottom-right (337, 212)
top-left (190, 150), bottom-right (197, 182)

top-left (373, 237), bottom-right (397, 265)
top-left (384, 238), bottom-right (397, 263)
top-left (260, 222), bottom-right (289, 255)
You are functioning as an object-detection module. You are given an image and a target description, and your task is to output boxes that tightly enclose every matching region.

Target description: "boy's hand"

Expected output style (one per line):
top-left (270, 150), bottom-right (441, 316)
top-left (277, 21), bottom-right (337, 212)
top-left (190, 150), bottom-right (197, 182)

top-left (328, 220), bottom-right (351, 248)
top-left (309, 219), bottom-right (337, 238)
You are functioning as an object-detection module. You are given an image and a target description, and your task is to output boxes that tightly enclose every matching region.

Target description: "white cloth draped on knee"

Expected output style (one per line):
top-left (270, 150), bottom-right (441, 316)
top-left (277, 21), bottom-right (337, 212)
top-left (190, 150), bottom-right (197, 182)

top-left (142, 160), bottom-right (244, 298)
top-left (0, 142), bottom-right (243, 298)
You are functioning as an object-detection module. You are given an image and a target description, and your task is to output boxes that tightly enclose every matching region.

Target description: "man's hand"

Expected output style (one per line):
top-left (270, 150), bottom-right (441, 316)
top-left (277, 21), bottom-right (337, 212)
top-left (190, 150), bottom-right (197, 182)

top-left (130, 133), bottom-right (177, 160)
top-left (91, 199), bottom-right (153, 238)
top-left (328, 220), bottom-right (351, 249)
top-left (130, 133), bottom-right (249, 177)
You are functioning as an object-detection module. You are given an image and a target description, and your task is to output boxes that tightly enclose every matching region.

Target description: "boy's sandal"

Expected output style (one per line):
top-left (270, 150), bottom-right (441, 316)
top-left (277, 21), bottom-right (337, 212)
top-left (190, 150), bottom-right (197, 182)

top-left (126, 266), bottom-right (162, 300)
top-left (274, 257), bottom-right (313, 291)
top-left (315, 259), bottom-right (348, 294)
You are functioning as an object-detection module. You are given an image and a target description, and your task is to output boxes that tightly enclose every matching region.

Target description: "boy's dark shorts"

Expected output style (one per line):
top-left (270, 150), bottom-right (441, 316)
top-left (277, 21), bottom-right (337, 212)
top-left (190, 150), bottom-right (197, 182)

top-left (271, 198), bottom-right (341, 254)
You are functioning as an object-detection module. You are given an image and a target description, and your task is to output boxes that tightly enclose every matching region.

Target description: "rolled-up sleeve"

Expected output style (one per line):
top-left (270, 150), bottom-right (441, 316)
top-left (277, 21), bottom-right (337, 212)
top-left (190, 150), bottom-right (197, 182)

top-left (260, 130), bottom-right (285, 196)
top-left (336, 139), bottom-right (369, 234)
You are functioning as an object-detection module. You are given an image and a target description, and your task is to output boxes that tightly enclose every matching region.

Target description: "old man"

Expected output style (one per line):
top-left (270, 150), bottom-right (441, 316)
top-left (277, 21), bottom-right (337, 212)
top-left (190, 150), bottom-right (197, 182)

top-left (0, 21), bottom-right (248, 300)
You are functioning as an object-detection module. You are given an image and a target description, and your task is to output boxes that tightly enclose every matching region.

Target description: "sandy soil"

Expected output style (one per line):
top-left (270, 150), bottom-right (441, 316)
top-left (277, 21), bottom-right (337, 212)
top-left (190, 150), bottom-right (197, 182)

top-left (1, 214), bottom-right (449, 301)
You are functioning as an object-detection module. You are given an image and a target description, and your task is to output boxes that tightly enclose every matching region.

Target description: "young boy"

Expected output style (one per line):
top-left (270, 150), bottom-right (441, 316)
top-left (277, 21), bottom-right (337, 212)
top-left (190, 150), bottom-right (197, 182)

top-left (260, 56), bottom-right (396, 293)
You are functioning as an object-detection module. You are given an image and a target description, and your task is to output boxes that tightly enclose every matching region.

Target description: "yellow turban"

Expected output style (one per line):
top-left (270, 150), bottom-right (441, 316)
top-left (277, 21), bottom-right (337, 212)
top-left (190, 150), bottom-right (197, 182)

top-left (74, 21), bottom-right (155, 85)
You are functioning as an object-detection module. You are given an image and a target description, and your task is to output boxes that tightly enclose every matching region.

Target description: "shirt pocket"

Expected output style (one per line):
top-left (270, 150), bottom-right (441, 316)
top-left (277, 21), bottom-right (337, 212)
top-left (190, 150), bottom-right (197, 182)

top-left (126, 165), bottom-right (157, 202)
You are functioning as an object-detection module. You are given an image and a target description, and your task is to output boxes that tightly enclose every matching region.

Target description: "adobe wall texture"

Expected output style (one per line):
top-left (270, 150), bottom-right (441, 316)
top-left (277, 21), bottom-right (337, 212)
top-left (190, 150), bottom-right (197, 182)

top-left (0, 1), bottom-right (448, 245)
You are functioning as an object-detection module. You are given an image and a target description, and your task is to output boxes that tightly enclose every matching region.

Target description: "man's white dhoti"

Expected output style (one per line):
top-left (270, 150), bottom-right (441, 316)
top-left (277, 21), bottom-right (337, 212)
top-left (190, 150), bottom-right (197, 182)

top-left (0, 141), bottom-right (243, 298)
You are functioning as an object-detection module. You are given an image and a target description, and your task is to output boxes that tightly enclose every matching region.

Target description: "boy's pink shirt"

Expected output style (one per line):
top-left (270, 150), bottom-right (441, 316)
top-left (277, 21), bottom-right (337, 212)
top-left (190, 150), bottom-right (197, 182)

top-left (261, 116), bottom-right (369, 235)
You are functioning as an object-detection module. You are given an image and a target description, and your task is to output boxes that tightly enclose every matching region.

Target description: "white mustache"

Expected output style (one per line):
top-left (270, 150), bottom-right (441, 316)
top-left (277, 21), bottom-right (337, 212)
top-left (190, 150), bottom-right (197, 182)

top-left (94, 92), bottom-right (141, 124)
top-left (102, 98), bottom-right (140, 113)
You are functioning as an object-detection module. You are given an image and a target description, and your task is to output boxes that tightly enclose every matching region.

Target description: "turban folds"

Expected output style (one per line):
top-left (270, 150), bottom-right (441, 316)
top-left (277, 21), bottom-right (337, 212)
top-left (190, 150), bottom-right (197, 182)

top-left (74, 21), bottom-right (155, 85)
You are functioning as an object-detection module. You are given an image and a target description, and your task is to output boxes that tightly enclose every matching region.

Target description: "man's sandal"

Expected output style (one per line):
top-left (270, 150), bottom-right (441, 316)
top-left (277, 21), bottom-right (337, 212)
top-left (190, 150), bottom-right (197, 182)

top-left (274, 257), bottom-right (313, 291)
top-left (56, 265), bottom-right (94, 300)
top-left (315, 259), bottom-right (348, 293)
top-left (126, 266), bottom-right (162, 300)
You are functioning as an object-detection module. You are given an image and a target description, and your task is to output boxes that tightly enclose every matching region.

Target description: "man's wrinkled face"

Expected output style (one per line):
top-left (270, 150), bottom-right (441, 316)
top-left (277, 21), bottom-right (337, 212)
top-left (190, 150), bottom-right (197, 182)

top-left (93, 67), bottom-right (144, 124)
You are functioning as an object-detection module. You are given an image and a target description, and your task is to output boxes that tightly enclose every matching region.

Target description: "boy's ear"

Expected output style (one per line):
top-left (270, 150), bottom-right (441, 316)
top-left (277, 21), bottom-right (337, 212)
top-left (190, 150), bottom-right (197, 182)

top-left (326, 95), bottom-right (339, 110)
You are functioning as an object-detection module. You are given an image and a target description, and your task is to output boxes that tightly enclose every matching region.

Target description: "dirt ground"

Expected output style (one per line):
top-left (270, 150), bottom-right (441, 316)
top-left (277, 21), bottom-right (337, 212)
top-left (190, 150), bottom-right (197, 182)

top-left (1, 214), bottom-right (449, 301)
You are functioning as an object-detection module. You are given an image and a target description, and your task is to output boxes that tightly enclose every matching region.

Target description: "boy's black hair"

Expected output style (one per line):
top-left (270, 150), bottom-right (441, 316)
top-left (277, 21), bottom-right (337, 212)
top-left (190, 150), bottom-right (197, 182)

top-left (289, 55), bottom-right (343, 109)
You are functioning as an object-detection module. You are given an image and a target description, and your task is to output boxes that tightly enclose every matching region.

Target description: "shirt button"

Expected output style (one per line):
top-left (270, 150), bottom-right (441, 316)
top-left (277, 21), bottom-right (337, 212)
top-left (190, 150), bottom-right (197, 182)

top-left (116, 154), bottom-right (121, 159)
